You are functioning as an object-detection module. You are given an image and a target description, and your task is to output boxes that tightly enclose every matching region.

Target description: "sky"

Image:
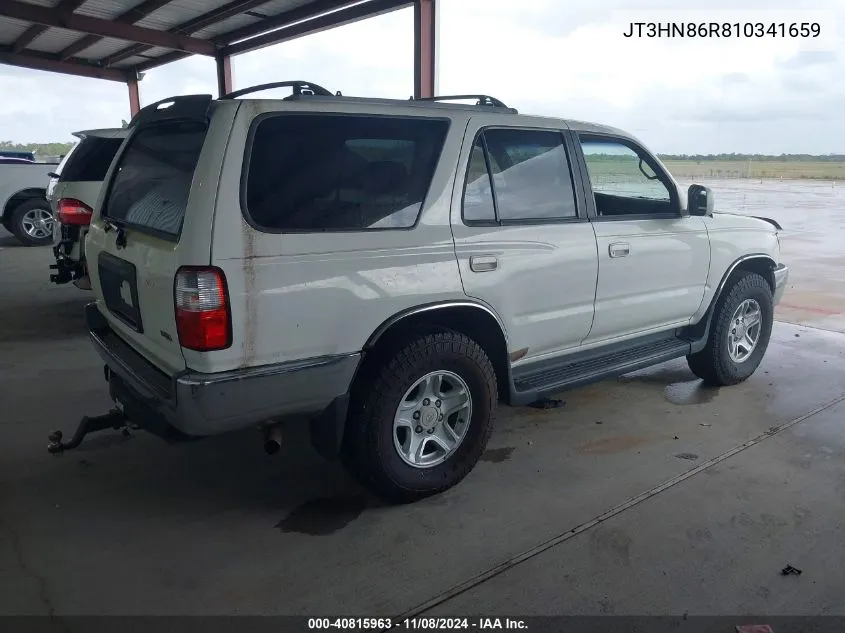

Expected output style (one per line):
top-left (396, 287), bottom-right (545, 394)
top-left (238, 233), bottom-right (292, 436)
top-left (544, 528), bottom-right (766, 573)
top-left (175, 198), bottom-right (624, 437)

top-left (0, 0), bottom-right (842, 154)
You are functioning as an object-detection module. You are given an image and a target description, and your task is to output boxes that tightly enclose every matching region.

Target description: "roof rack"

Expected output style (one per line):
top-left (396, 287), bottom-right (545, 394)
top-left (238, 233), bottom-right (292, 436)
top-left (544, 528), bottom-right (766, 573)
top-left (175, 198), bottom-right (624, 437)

top-left (410, 94), bottom-right (516, 112)
top-left (220, 80), bottom-right (339, 100)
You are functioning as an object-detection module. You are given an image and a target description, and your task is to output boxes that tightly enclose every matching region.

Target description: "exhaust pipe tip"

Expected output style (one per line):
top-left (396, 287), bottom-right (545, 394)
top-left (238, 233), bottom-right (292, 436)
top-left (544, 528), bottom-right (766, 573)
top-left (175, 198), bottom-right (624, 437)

top-left (264, 425), bottom-right (282, 455)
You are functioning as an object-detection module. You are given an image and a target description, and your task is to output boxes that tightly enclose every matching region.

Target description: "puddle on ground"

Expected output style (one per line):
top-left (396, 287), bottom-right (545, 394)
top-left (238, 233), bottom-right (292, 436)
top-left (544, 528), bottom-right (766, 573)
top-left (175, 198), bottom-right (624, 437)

top-left (664, 380), bottom-right (721, 406)
top-left (481, 447), bottom-right (515, 463)
top-left (579, 435), bottom-right (651, 455)
top-left (276, 495), bottom-right (367, 536)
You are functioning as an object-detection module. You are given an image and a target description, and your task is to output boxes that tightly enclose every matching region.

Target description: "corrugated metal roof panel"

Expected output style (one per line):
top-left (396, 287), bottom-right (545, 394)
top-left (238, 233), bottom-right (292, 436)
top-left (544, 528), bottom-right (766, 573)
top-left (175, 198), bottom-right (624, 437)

top-left (193, 14), bottom-right (261, 39)
top-left (136, 46), bottom-right (171, 58)
top-left (74, 37), bottom-right (137, 60)
top-left (29, 27), bottom-right (120, 54)
top-left (110, 55), bottom-right (152, 67)
top-left (133, 0), bottom-right (236, 31)
top-left (74, 0), bottom-right (140, 21)
top-left (0, 16), bottom-right (31, 44)
top-left (254, 0), bottom-right (332, 17)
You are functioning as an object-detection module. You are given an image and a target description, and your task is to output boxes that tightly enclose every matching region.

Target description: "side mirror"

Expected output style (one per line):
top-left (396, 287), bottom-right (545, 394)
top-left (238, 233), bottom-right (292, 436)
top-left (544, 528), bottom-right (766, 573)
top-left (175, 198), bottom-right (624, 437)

top-left (688, 184), bottom-right (714, 216)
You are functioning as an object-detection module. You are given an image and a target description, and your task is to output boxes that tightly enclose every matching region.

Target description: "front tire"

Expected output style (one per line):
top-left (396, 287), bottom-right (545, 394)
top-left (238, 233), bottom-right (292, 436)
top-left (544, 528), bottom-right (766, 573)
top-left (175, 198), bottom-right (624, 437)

top-left (687, 271), bottom-right (774, 386)
top-left (9, 199), bottom-right (54, 246)
top-left (342, 331), bottom-right (497, 504)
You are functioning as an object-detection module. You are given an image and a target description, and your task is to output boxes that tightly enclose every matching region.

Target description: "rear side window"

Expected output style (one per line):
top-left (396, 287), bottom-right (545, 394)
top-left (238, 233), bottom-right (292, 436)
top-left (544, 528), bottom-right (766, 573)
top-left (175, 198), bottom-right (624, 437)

top-left (462, 128), bottom-right (578, 224)
top-left (104, 121), bottom-right (207, 238)
top-left (244, 114), bottom-right (449, 231)
top-left (60, 137), bottom-right (123, 182)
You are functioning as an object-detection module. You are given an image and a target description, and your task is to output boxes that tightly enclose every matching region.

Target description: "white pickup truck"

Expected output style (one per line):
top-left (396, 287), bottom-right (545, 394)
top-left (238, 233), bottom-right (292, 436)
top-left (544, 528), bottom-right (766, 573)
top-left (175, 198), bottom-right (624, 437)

top-left (0, 159), bottom-right (58, 245)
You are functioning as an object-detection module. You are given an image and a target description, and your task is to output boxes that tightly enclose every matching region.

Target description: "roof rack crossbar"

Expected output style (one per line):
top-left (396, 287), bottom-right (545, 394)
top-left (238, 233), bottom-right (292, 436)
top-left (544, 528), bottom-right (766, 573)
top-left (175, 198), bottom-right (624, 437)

top-left (221, 81), bottom-right (335, 100)
top-left (411, 94), bottom-right (511, 109)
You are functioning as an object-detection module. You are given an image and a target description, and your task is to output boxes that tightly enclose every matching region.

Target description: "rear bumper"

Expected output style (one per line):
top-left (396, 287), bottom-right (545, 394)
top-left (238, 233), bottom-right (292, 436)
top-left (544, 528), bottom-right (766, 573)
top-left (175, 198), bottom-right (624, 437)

top-left (86, 303), bottom-right (360, 438)
top-left (772, 263), bottom-right (789, 306)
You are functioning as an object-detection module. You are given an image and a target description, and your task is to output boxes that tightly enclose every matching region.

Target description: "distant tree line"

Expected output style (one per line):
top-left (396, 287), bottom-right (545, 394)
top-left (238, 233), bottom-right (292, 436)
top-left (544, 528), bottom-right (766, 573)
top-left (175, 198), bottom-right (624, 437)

top-left (0, 140), bottom-right (75, 157)
top-left (658, 153), bottom-right (845, 162)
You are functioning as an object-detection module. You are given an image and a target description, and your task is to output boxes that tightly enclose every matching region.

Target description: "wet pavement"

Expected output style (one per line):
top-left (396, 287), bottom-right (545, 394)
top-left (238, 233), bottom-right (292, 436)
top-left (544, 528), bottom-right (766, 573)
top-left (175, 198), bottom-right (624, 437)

top-left (679, 178), bottom-right (845, 332)
top-left (1, 181), bottom-right (844, 618)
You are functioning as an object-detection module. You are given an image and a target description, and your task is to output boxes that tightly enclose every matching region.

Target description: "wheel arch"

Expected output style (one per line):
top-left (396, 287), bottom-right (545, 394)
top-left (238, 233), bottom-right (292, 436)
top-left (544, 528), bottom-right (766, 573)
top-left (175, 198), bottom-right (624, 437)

top-left (358, 301), bottom-right (512, 404)
top-left (2, 187), bottom-right (49, 220)
top-left (684, 253), bottom-right (777, 349)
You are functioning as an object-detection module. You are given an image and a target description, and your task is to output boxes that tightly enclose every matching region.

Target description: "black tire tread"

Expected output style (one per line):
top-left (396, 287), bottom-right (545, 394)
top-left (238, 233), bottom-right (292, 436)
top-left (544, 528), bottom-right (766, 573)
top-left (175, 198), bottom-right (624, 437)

top-left (687, 271), bottom-right (773, 386)
top-left (9, 199), bottom-right (53, 246)
top-left (342, 331), bottom-right (497, 503)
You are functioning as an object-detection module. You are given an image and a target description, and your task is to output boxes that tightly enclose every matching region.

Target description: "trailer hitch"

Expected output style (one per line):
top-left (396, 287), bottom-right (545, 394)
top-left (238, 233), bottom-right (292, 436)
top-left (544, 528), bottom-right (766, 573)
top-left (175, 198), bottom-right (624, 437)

top-left (47, 409), bottom-right (132, 454)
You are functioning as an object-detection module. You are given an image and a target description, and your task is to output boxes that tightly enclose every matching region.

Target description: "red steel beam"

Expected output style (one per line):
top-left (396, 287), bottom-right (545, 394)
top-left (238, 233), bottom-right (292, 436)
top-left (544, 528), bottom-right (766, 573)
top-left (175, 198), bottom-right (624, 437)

top-left (59, 0), bottom-right (177, 61)
top-left (413, 0), bottom-right (435, 99)
top-left (0, 0), bottom-right (216, 56)
top-left (101, 0), bottom-right (273, 67)
top-left (221, 0), bottom-right (411, 56)
top-left (0, 49), bottom-right (128, 81)
top-left (11, 0), bottom-right (88, 53)
top-left (128, 77), bottom-right (141, 116)
top-left (216, 54), bottom-right (233, 96)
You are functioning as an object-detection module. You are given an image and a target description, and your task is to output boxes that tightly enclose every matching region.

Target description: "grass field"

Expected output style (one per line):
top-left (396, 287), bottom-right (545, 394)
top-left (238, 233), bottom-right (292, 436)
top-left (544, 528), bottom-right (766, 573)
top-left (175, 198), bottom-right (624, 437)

top-left (661, 160), bottom-right (845, 181)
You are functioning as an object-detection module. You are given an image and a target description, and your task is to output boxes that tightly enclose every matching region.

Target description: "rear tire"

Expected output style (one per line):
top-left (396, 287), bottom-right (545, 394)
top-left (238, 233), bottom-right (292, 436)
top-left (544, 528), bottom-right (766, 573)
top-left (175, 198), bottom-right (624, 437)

top-left (9, 199), bottom-right (54, 246)
top-left (687, 271), bottom-right (773, 386)
top-left (342, 331), bottom-right (497, 504)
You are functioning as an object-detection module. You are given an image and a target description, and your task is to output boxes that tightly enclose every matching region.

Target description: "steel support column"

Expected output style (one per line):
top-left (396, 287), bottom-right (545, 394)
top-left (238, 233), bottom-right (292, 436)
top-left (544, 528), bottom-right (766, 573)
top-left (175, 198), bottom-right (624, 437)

top-left (413, 0), bottom-right (436, 99)
top-left (216, 54), bottom-right (233, 97)
top-left (127, 77), bottom-right (140, 116)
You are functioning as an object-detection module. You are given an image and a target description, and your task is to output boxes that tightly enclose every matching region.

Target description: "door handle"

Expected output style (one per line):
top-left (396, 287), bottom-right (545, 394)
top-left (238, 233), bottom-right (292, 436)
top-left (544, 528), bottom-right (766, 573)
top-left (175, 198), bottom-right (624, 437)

top-left (470, 255), bottom-right (498, 272)
top-left (608, 242), bottom-right (630, 258)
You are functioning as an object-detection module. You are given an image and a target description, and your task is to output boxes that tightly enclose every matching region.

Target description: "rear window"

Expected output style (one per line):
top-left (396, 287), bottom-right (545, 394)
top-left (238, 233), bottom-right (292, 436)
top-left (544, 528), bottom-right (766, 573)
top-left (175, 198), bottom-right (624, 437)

top-left (60, 137), bottom-right (123, 182)
top-left (244, 114), bottom-right (449, 231)
top-left (104, 121), bottom-right (207, 238)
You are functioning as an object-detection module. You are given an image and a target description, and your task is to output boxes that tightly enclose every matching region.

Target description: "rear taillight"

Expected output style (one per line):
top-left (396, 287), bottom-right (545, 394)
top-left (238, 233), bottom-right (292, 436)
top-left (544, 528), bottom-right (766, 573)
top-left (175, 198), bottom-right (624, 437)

top-left (174, 267), bottom-right (231, 351)
top-left (57, 198), bottom-right (93, 225)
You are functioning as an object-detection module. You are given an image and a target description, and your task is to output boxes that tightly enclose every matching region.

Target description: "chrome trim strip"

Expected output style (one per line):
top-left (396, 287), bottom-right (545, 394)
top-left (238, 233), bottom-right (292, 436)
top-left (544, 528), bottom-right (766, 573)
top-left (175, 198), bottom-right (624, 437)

top-left (365, 300), bottom-right (510, 349)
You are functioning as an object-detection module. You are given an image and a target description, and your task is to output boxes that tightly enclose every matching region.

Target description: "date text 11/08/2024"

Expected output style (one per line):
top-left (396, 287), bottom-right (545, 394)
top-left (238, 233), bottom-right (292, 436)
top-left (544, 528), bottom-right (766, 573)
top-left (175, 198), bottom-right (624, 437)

top-left (307, 618), bottom-right (528, 630)
top-left (623, 21), bottom-right (821, 38)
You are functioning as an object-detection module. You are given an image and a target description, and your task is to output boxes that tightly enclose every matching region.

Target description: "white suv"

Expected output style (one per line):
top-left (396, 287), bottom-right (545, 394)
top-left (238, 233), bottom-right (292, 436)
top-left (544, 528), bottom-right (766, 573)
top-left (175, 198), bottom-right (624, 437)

top-left (66, 82), bottom-right (788, 503)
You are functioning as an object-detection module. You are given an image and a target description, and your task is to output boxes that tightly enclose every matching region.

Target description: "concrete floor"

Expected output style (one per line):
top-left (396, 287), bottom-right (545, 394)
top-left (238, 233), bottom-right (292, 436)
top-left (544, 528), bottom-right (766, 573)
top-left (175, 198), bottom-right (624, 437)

top-left (1, 198), bottom-right (844, 619)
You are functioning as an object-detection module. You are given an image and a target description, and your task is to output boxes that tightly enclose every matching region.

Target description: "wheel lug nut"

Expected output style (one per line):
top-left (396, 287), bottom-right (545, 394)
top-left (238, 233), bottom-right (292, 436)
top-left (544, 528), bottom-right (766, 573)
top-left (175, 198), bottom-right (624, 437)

top-left (435, 399), bottom-right (441, 407)
top-left (413, 411), bottom-right (420, 420)
top-left (439, 413), bottom-right (444, 421)
top-left (427, 428), bottom-right (434, 434)
top-left (415, 426), bottom-right (423, 433)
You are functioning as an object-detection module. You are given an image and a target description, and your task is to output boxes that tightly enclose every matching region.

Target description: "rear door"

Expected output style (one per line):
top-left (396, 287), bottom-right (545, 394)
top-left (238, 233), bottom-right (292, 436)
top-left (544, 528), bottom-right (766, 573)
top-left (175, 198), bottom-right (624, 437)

top-left (50, 129), bottom-right (126, 214)
top-left (451, 117), bottom-right (599, 364)
top-left (86, 98), bottom-right (233, 374)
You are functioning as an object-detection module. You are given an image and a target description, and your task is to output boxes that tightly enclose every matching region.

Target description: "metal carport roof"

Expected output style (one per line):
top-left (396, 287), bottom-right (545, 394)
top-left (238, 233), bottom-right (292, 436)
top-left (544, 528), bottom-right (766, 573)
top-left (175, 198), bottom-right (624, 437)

top-left (0, 0), bottom-right (437, 112)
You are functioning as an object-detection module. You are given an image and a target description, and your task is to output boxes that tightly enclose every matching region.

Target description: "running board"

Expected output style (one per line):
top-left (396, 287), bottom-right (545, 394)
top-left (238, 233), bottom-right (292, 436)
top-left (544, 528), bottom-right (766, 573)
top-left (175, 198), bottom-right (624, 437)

top-left (511, 335), bottom-right (692, 405)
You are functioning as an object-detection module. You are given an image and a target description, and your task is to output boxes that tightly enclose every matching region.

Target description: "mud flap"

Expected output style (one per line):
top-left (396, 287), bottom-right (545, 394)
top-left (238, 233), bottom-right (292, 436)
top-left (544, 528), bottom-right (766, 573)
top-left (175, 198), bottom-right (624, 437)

top-left (309, 394), bottom-right (350, 460)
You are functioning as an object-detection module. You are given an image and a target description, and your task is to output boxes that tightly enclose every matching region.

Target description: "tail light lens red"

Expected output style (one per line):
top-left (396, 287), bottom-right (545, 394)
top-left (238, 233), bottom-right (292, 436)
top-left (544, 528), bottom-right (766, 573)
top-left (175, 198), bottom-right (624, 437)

top-left (174, 267), bottom-right (231, 351)
top-left (57, 198), bottom-right (93, 225)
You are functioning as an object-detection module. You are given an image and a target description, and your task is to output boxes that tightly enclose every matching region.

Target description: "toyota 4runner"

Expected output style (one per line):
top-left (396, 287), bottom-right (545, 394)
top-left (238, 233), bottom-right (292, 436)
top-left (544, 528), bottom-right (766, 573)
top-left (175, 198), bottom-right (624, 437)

top-left (61, 81), bottom-right (788, 503)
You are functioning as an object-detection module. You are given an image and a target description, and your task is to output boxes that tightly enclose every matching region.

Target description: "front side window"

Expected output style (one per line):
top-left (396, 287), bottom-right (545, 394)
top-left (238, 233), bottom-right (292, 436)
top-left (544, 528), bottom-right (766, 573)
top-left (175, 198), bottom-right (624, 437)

top-left (461, 128), bottom-right (578, 224)
top-left (244, 114), bottom-right (449, 231)
top-left (579, 138), bottom-right (676, 218)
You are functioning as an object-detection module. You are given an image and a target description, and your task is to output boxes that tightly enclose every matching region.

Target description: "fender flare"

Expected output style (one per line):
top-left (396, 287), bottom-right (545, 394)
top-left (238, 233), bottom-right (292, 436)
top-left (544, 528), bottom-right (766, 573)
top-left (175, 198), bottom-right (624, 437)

top-left (686, 253), bottom-right (777, 352)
